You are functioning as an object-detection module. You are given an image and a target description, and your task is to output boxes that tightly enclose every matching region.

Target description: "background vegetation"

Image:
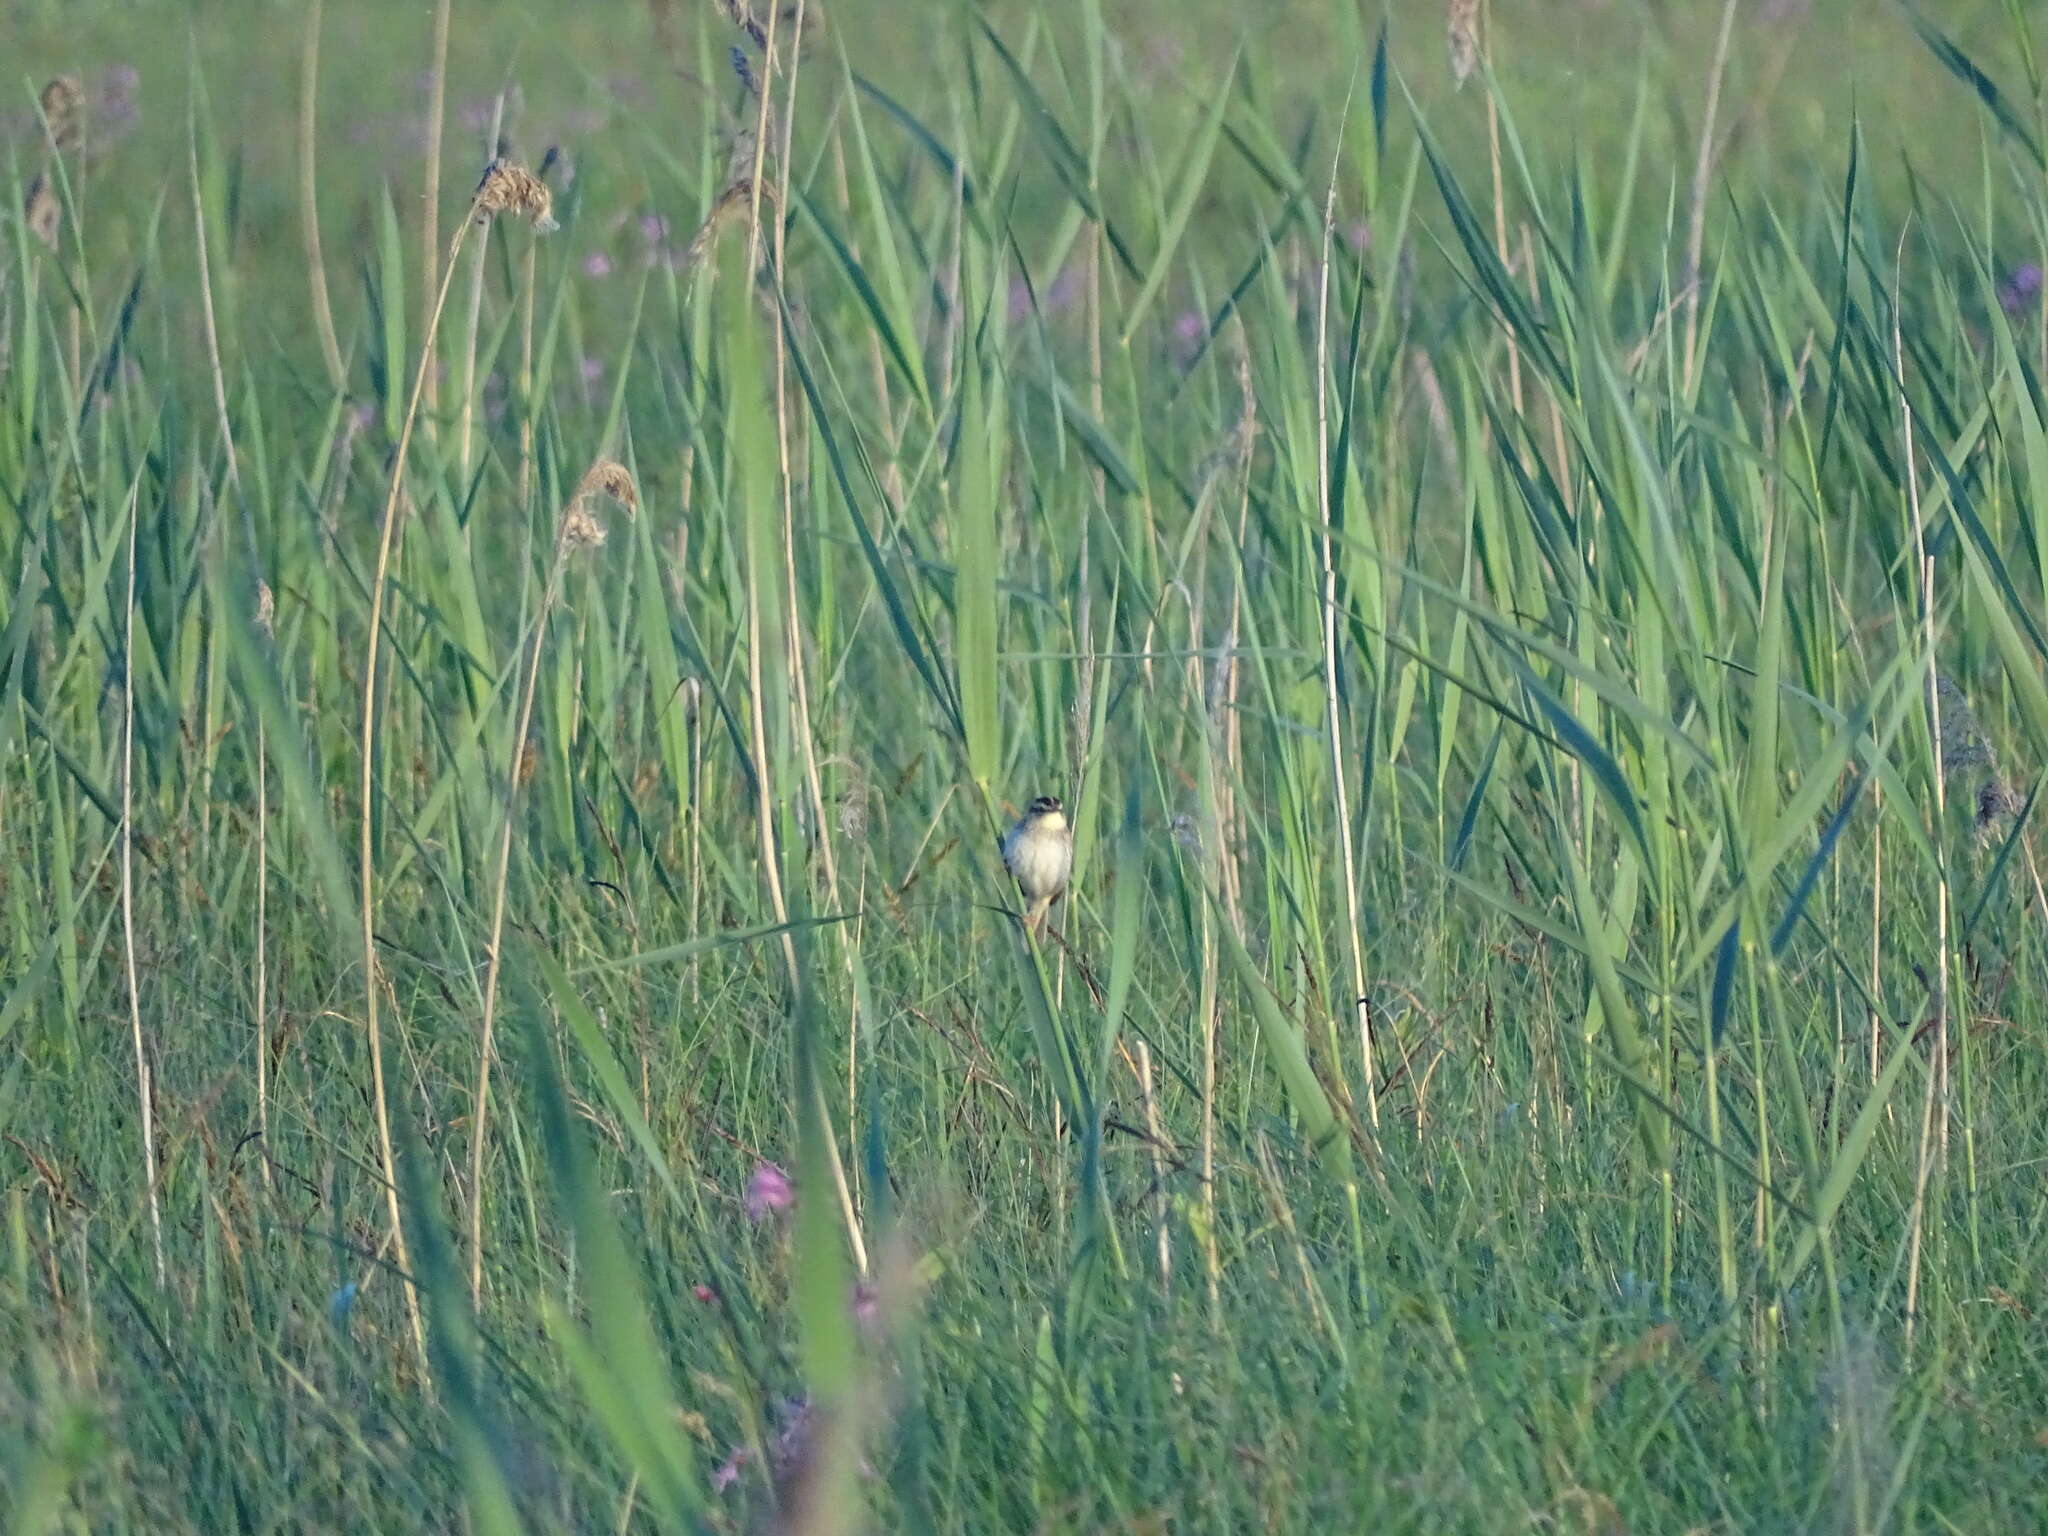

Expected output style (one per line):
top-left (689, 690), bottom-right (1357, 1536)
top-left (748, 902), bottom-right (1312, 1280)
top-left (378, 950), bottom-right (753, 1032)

top-left (5, 0), bottom-right (2048, 1529)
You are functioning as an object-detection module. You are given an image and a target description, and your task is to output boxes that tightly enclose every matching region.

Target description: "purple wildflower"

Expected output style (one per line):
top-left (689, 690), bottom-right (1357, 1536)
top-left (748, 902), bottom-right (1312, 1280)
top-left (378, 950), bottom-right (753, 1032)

top-left (2000, 262), bottom-right (2044, 317)
top-left (851, 1280), bottom-right (880, 1330)
top-left (744, 1161), bottom-right (793, 1221)
top-left (710, 1446), bottom-right (751, 1492)
top-left (96, 66), bottom-right (141, 139)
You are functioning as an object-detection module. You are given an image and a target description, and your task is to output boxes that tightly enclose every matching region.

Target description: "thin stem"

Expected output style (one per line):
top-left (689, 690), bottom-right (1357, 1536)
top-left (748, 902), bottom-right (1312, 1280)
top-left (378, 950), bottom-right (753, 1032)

top-left (1313, 107), bottom-right (1377, 1129)
top-left (457, 93), bottom-right (507, 485)
top-left (1682, 0), bottom-right (1740, 393)
top-left (120, 487), bottom-right (164, 1288)
top-left (1899, 229), bottom-right (1952, 1348)
top-left (470, 523), bottom-right (573, 1305)
top-left (421, 0), bottom-right (453, 431)
top-left (299, 0), bottom-right (345, 393)
top-left (357, 201), bottom-right (479, 1367)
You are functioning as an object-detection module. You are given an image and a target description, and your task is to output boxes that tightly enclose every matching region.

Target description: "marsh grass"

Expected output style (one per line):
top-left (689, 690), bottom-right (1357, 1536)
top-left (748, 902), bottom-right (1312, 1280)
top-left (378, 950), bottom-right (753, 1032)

top-left (5, 1), bottom-right (2048, 1531)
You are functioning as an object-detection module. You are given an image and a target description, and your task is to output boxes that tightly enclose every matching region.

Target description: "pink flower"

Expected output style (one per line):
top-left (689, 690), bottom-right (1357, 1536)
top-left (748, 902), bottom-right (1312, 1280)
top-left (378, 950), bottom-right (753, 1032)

top-left (851, 1280), bottom-right (879, 1330)
top-left (710, 1445), bottom-right (751, 1492)
top-left (581, 251), bottom-right (613, 278)
top-left (744, 1162), bottom-right (793, 1221)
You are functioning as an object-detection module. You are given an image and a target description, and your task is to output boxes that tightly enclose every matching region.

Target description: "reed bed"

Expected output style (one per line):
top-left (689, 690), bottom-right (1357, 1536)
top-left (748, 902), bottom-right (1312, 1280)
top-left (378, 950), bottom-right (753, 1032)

top-left (4, 1), bottom-right (2048, 1530)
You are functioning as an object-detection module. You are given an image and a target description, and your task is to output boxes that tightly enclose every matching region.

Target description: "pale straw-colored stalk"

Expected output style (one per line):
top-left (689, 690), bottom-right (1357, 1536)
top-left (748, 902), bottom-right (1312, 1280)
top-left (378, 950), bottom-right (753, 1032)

top-left (469, 462), bottom-right (638, 1304)
top-left (119, 480), bottom-right (164, 1288)
top-left (359, 158), bottom-right (553, 1352)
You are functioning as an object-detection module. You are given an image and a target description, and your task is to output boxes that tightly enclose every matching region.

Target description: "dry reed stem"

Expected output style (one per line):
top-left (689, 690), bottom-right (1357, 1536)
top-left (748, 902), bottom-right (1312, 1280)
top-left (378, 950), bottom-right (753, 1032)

top-left (119, 481), bottom-right (164, 1287)
top-left (517, 230), bottom-right (539, 502)
top-left (1313, 91), bottom-right (1378, 1129)
top-left (468, 459), bottom-right (638, 1302)
top-left (457, 94), bottom-right (511, 481)
top-left (1897, 228), bottom-right (1950, 1350)
top-left (360, 159), bottom-right (553, 1349)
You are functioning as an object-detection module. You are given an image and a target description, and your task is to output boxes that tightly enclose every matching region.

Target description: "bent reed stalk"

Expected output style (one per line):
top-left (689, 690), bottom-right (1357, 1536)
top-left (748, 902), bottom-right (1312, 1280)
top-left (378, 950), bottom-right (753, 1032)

top-left (357, 158), bottom-right (554, 1361)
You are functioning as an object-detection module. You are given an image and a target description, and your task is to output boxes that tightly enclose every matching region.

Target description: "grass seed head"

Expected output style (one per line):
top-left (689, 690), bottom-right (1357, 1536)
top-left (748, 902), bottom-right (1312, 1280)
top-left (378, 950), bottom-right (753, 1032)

top-left (730, 44), bottom-right (762, 100)
top-left (560, 504), bottom-right (607, 550)
top-left (684, 181), bottom-right (757, 268)
top-left (719, 0), bottom-right (769, 49)
top-left (474, 159), bottom-right (557, 232)
top-left (574, 458), bottom-right (640, 515)
top-left (254, 579), bottom-right (275, 640)
top-left (1448, 0), bottom-right (1481, 88)
top-left (1975, 779), bottom-right (2023, 842)
top-left (558, 459), bottom-right (639, 553)
top-left (1934, 674), bottom-right (1996, 778)
top-left (41, 76), bottom-right (84, 152)
top-left (23, 174), bottom-right (61, 250)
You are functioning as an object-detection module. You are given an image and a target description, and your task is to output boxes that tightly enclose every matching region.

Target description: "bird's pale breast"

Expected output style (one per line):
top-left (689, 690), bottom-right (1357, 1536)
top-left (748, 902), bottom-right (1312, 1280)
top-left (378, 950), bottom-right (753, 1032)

top-left (1004, 820), bottom-right (1072, 900)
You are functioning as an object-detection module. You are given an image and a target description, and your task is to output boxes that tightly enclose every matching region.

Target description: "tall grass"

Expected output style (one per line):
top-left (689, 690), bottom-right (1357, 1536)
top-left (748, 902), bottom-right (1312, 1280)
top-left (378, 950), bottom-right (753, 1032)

top-left (4, 1), bottom-right (2048, 1530)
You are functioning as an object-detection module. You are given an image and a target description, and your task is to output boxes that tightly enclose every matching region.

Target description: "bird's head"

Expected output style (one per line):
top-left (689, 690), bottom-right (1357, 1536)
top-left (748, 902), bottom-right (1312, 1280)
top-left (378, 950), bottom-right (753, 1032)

top-left (1026, 794), bottom-right (1064, 820)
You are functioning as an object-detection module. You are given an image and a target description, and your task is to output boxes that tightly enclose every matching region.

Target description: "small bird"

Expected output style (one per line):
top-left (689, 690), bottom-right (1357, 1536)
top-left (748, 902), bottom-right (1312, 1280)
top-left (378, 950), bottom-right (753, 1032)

top-left (1001, 794), bottom-right (1073, 935)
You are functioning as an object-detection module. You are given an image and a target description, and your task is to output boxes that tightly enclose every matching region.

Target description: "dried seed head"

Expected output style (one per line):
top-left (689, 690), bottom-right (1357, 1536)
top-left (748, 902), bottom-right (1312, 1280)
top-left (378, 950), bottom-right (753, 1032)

top-left (23, 174), bottom-right (60, 251)
top-left (253, 579), bottom-right (276, 640)
top-left (730, 44), bottom-right (762, 99)
top-left (557, 458), bottom-right (638, 555)
top-left (1975, 779), bottom-right (2023, 842)
top-left (679, 677), bottom-right (703, 724)
top-left (574, 458), bottom-right (640, 515)
top-left (41, 76), bottom-right (84, 152)
top-left (560, 504), bottom-right (607, 550)
top-left (1933, 674), bottom-right (1996, 778)
top-left (684, 179), bottom-right (769, 269)
top-left (837, 763), bottom-right (869, 843)
top-left (1447, 0), bottom-right (1481, 89)
top-left (474, 159), bottom-right (557, 232)
top-left (719, 0), bottom-right (769, 49)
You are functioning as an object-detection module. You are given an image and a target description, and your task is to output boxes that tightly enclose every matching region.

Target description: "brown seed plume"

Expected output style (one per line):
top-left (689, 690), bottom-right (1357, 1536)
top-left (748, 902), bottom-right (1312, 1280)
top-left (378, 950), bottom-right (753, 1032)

top-left (41, 76), bottom-right (84, 152)
top-left (23, 175), bottom-right (61, 250)
top-left (473, 159), bottom-right (557, 232)
top-left (574, 459), bottom-right (640, 514)
top-left (1447, 0), bottom-right (1481, 89)
top-left (683, 181), bottom-right (757, 269)
top-left (559, 505), bottom-right (608, 550)
top-left (1975, 779), bottom-right (2023, 842)
top-left (556, 459), bottom-right (640, 554)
